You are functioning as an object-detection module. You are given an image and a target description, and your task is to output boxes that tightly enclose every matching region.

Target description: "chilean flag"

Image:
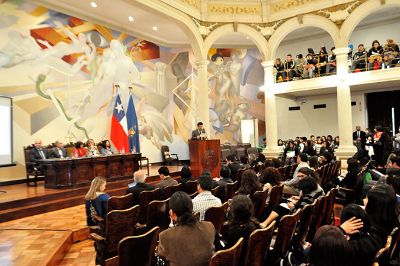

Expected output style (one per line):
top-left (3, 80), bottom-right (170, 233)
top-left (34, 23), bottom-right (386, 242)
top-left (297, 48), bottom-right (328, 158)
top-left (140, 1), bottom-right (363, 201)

top-left (110, 94), bottom-right (129, 153)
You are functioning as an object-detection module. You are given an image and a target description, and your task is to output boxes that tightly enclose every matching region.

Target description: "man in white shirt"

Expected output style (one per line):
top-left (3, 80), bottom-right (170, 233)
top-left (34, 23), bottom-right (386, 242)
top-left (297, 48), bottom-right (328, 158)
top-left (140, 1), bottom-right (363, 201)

top-left (192, 175), bottom-right (221, 220)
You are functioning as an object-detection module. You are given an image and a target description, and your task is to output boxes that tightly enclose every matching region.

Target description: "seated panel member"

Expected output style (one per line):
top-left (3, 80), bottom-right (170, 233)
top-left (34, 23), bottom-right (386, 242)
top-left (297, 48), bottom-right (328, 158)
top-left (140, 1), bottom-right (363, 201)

top-left (72, 141), bottom-right (87, 158)
top-left (191, 122), bottom-right (207, 140)
top-left (50, 140), bottom-right (67, 159)
top-left (86, 140), bottom-right (100, 157)
top-left (29, 139), bottom-right (48, 162)
top-left (101, 140), bottom-right (114, 156)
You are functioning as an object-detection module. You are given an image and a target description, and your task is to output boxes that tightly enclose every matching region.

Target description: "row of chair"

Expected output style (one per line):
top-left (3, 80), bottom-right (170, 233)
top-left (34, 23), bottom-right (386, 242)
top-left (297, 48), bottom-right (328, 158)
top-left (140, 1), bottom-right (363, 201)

top-left (316, 160), bottom-right (341, 186)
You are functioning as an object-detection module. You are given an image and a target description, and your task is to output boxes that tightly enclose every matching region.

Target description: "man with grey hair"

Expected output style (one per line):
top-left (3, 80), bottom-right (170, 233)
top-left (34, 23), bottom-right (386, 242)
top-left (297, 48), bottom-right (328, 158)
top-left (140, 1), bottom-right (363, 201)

top-left (126, 170), bottom-right (155, 205)
top-left (49, 140), bottom-right (67, 158)
top-left (29, 139), bottom-right (48, 162)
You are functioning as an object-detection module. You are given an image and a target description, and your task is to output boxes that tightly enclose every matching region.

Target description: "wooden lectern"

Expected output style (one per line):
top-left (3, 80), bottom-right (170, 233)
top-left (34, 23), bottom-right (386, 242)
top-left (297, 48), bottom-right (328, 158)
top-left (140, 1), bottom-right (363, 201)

top-left (189, 140), bottom-right (221, 178)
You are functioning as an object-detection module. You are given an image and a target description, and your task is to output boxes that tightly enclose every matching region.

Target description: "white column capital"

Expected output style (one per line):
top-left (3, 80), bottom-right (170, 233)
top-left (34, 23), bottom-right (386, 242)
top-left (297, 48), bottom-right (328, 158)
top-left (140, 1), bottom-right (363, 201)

top-left (333, 47), bottom-right (350, 57)
top-left (195, 60), bottom-right (209, 68)
top-left (261, 60), bottom-right (275, 68)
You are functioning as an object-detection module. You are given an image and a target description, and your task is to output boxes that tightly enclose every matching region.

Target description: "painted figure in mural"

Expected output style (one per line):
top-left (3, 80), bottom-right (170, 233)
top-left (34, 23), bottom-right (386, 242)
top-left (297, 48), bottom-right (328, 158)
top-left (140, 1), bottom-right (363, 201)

top-left (170, 52), bottom-right (190, 114)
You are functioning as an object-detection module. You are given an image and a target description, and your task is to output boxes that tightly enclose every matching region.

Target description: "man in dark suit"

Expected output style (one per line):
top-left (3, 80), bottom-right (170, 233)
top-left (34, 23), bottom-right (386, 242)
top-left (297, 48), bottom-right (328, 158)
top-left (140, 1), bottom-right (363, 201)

top-left (49, 140), bottom-right (67, 158)
top-left (191, 122), bottom-right (207, 140)
top-left (29, 139), bottom-right (48, 162)
top-left (353, 125), bottom-right (366, 151)
top-left (126, 170), bottom-right (155, 205)
top-left (226, 154), bottom-right (241, 181)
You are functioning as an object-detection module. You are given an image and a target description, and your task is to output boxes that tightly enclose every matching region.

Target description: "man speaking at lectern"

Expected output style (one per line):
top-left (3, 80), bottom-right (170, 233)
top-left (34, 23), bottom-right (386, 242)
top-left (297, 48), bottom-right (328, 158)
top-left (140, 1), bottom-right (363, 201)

top-left (192, 122), bottom-right (208, 140)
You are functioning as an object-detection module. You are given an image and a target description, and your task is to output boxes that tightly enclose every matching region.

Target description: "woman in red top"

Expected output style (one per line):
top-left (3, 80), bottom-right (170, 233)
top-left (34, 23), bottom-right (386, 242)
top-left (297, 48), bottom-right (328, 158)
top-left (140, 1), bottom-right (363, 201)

top-left (72, 141), bottom-right (87, 158)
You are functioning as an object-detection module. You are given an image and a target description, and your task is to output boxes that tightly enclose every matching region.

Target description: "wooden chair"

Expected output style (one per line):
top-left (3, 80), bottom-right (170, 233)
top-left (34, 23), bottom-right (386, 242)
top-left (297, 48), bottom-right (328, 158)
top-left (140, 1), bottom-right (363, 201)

top-left (161, 145), bottom-right (179, 166)
top-left (272, 209), bottom-right (301, 261)
top-left (293, 201), bottom-right (316, 248)
top-left (24, 146), bottom-right (45, 187)
top-left (243, 221), bottom-right (276, 266)
top-left (209, 237), bottom-right (244, 266)
top-left (211, 186), bottom-right (221, 200)
top-left (108, 194), bottom-right (134, 212)
top-left (147, 199), bottom-right (170, 231)
top-left (389, 227), bottom-right (400, 264)
top-left (204, 202), bottom-right (228, 234)
top-left (225, 181), bottom-right (238, 201)
top-left (322, 188), bottom-right (337, 225)
top-left (307, 195), bottom-right (328, 242)
top-left (283, 166), bottom-right (292, 181)
top-left (105, 226), bottom-right (160, 266)
top-left (252, 190), bottom-right (268, 220)
top-left (162, 183), bottom-right (183, 200)
top-left (265, 184), bottom-right (284, 216)
top-left (139, 156), bottom-right (150, 176)
top-left (90, 205), bottom-right (141, 265)
top-left (183, 180), bottom-right (198, 195)
top-left (373, 235), bottom-right (392, 266)
top-left (236, 168), bottom-right (247, 185)
top-left (138, 189), bottom-right (161, 224)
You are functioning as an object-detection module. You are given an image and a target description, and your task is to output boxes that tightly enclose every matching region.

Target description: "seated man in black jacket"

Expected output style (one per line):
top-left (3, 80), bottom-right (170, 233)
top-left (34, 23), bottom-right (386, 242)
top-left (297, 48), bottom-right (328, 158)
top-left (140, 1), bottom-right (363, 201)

top-left (226, 154), bottom-right (241, 181)
top-left (126, 170), bottom-right (155, 205)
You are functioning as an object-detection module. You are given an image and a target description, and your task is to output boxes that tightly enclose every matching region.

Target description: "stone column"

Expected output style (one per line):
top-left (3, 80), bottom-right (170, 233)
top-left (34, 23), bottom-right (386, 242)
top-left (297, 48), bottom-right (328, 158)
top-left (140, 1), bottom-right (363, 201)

top-left (195, 59), bottom-right (210, 138)
top-left (262, 60), bottom-right (281, 158)
top-left (334, 47), bottom-right (357, 160)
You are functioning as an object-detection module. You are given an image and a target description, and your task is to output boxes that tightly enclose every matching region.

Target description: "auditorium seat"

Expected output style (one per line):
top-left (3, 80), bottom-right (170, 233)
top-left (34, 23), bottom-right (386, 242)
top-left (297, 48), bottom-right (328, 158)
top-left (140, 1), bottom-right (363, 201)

top-left (183, 180), bottom-right (198, 194)
top-left (322, 188), bottom-right (337, 225)
top-left (307, 195), bottom-right (328, 242)
top-left (138, 189), bottom-right (161, 224)
top-left (265, 184), bottom-right (283, 217)
top-left (162, 183), bottom-right (183, 200)
top-left (107, 194), bottom-right (134, 213)
top-left (373, 234), bottom-right (392, 266)
top-left (147, 199), bottom-right (170, 231)
top-left (209, 237), bottom-right (244, 266)
top-left (105, 226), bottom-right (160, 266)
top-left (204, 202), bottom-right (228, 234)
top-left (292, 201), bottom-right (316, 249)
top-left (225, 181), bottom-right (239, 202)
top-left (269, 209), bottom-right (301, 264)
top-left (251, 189), bottom-right (268, 220)
top-left (90, 205), bottom-right (141, 265)
top-left (243, 221), bottom-right (276, 266)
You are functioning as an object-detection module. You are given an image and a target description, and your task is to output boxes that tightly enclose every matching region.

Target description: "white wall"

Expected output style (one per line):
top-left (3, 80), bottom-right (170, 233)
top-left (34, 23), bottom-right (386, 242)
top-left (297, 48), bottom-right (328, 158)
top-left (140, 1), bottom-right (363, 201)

top-left (276, 91), bottom-right (366, 140)
top-left (275, 19), bottom-right (400, 60)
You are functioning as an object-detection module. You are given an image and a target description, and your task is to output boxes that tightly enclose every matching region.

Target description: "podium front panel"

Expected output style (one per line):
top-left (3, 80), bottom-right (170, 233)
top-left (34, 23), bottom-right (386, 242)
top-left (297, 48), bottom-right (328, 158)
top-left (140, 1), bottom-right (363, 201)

top-left (189, 140), bottom-right (221, 178)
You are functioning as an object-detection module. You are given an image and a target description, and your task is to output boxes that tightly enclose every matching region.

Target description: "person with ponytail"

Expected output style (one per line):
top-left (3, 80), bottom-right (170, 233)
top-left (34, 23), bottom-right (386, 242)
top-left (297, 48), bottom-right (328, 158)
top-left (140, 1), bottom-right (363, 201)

top-left (157, 191), bottom-right (215, 266)
top-left (84, 176), bottom-right (110, 226)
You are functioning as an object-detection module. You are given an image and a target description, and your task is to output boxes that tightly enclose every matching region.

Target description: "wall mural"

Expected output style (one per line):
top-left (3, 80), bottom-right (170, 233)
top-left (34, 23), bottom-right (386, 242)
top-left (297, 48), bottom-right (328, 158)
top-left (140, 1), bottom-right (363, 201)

top-left (0, 0), bottom-right (264, 170)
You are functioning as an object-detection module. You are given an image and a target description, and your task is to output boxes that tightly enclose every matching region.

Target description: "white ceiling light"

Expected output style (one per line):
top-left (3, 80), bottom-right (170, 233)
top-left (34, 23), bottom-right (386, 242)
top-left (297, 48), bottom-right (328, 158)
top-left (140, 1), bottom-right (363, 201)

top-left (152, 26), bottom-right (158, 31)
top-left (128, 16), bottom-right (134, 22)
top-left (90, 1), bottom-right (97, 8)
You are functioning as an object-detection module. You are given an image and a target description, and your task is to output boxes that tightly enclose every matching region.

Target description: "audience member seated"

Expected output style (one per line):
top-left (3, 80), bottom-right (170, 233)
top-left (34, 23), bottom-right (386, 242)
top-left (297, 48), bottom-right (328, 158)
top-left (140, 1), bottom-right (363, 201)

top-left (178, 165), bottom-right (193, 184)
top-left (254, 153), bottom-right (266, 165)
top-left (222, 195), bottom-right (260, 250)
top-left (216, 165), bottom-right (233, 194)
top-left (29, 139), bottom-right (48, 162)
top-left (157, 192), bottom-right (215, 266)
top-left (386, 174), bottom-right (400, 204)
top-left (283, 153), bottom-right (310, 195)
top-left (248, 153), bottom-right (257, 167)
top-left (283, 140), bottom-right (298, 163)
top-left (126, 170), bottom-right (155, 205)
top-left (72, 141), bottom-right (87, 158)
top-left (284, 54), bottom-right (296, 81)
top-left (226, 154), bottom-right (241, 181)
top-left (49, 140), bottom-right (67, 159)
top-left (155, 166), bottom-right (178, 189)
top-left (85, 176), bottom-right (110, 226)
top-left (326, 47), bottom-right (336, 74)
top-left (334, 158), bottom-right (362, 190)
top-left (86, 140), bottom-right (100, 157)
top-left (274, 58), bottom-right (285, 82)
top-left (260, 175), bottom-right (324, 228)
top-left (308, 156), bottom-right (319, 170)
top-left (340, 184), bottom-right (399, 266)
top-left (192, 175), bottom-right (222, 221)
top-left (351, 44), bottom-right (367, 71)
top-left (239, 155), bottom-right (250, 168)
top-left (368, 40), bottom-right (383, 70)
top-left (308, 225), bottom-right (353, 266)
top-left (316, 46), bottom-right (328, 76)
top-left (304, 52), bottom-right (317, 79)
top-left (319, 150), bottom-right (334, 166)
top-left (295, 54), bottom-right (306, 78)
top-left (100, 140), bottom-right (114, 155)
top-left (259, 167), bottom-right (282, 192)
top-left (237, 169), bottom-right (262, 196)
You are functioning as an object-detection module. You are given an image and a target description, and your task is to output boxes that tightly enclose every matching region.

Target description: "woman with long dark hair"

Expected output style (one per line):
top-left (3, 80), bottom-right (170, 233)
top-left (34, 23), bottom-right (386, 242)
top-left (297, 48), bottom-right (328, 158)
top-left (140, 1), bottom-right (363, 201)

top-left (157, 192), bottom-right (215, 266)
top-left (237, 169), bottom-right (262, 196)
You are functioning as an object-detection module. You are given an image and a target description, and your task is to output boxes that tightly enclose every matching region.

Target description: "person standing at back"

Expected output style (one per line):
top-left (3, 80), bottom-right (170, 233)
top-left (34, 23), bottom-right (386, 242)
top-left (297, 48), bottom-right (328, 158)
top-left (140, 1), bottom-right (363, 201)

top-left (191, 122), bottom-right (207, 140)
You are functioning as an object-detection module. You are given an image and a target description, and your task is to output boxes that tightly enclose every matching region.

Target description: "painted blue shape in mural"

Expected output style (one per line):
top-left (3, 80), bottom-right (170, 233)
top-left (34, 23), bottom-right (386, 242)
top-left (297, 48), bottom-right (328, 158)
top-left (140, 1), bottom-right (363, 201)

top-left (127, 94), bottom-right (140, 153)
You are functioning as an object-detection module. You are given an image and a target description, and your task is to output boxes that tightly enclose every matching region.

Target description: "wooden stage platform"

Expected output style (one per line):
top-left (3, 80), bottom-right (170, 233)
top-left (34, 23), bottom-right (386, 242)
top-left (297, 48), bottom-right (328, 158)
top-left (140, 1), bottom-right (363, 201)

top-left (0, 165), bottom-right (182, 223)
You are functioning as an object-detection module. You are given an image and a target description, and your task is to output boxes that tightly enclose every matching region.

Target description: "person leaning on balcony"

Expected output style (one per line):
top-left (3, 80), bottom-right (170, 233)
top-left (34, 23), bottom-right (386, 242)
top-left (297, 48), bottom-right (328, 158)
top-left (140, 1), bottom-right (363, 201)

top-left (351, 44), bottom-right (367, 72)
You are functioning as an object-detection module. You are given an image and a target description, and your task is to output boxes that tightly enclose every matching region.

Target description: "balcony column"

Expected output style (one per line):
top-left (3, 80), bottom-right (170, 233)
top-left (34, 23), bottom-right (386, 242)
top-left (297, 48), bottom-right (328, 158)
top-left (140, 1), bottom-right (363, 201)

top-left (262, 60), bottom-right (281, 158)
top-left (334, 47), bottom-right (357, 160)
top-left (195, 59), bottom-right (210, 138)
